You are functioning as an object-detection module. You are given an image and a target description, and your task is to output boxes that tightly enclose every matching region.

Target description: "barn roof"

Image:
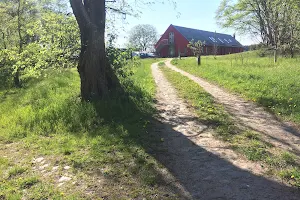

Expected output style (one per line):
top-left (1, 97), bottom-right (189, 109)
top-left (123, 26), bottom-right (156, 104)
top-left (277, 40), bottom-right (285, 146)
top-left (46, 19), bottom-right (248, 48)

top-left (172, 25), bottom-right (243, 47)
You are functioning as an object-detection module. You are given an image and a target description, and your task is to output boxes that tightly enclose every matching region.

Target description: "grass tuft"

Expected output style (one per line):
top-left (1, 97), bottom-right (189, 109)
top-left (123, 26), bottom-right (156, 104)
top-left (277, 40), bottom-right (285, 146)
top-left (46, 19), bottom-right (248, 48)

top-left (158, 62), bottom-right (166, 66)
top-left (19, 176), bottom-right (40, 189)
top-left (279, 168), bottom-right (300, 187)
top-left (8, 166), bottom-right (27, 178)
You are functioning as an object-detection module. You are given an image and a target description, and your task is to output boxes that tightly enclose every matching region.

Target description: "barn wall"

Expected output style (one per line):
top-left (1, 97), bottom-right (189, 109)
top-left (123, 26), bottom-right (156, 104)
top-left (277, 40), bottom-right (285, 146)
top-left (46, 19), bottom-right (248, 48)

top-left (155, 25), bottom-right (190, 57)
top-left (160, 46), bottom-right (168, 57)
top-left (202, 46), bottom-right (243, 55)
top-left (155, 25), bottom-right (244, 57)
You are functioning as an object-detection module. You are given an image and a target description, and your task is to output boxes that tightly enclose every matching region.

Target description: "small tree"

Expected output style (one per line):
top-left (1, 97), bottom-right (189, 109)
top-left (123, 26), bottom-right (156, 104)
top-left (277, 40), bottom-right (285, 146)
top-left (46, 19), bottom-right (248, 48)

top-left (188, 40), bottom-right (205, 66)
top-left (128, 24), bottom-right (158, 52)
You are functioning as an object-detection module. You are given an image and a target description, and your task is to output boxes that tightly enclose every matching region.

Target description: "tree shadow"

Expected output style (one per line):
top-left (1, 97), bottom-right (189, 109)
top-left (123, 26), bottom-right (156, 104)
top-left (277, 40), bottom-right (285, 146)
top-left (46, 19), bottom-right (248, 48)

top-left (87, 84), bottom-right (300, 199)
top-left (149, 114), bottom-right (300, 199)
top-left (2, 68), bottom-right (299, 199)
top-left (216, 95), bottom-right (300, 157)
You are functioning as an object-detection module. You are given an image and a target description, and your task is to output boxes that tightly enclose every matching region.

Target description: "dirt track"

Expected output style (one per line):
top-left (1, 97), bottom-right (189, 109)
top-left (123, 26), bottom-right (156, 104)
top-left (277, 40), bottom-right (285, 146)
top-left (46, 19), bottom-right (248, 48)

top-left (165, 59), bottom-right (300, 156)
top-left (151, 61), bottom-right (300, 200)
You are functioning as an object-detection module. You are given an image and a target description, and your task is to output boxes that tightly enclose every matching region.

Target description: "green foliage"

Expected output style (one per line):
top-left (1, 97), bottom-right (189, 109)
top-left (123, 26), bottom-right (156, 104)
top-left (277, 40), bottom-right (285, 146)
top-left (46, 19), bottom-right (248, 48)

top-left (216, 0), bottom-right (300, 57)
top-left (187, 39), bottom-right (206, 56)
top-left (0, 0), bottom-right (80, 88)
top-left (128, 24), bottom-right (158, 51)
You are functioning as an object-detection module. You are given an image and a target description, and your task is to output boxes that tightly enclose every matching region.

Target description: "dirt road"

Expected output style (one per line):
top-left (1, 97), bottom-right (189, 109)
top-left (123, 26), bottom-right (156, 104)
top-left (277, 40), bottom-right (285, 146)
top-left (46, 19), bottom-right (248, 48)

top-left (151, 61), bottom-right (300, 200)
top-left (164, 59), bottom-right (300, 156)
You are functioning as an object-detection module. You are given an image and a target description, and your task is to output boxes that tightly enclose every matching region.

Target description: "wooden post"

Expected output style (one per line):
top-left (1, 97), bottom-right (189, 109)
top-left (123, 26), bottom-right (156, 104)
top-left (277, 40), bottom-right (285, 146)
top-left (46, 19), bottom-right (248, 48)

top-left (274, 48), bottom-right (277, 63)
top-left (229, 52), bottom-right (232, 67)
top-left (198, 55), bottom-right (201, 66)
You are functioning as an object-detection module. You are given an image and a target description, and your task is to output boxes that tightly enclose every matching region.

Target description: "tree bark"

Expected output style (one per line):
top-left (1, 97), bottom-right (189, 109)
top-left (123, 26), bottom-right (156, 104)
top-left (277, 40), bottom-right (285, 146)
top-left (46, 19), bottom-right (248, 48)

top-left (290, 46), bottom-right (294, 58)
top-left (197, 55), bottom-right (201, 66)
top-left (1, 31), bottom-right (6, 49)
top-left (274, 48), bottom-right (277, 63)
top-left (70, 0), bottom-right (114, 101)
top-left (15, 0), bottom-right (22, 88)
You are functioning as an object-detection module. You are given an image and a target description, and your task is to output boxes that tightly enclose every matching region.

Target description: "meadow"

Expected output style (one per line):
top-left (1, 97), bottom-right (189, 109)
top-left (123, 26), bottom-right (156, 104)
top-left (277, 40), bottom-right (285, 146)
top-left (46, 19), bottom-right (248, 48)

top-left (171, 51), bottom-right (300, 124)
top-left (0, 59), bottom-right (180, 199)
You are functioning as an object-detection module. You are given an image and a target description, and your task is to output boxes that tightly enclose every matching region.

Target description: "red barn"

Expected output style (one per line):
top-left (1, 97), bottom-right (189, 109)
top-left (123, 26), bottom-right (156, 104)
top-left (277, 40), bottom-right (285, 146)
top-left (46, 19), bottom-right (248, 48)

top-left (155, 25), bottom-right (244, 57)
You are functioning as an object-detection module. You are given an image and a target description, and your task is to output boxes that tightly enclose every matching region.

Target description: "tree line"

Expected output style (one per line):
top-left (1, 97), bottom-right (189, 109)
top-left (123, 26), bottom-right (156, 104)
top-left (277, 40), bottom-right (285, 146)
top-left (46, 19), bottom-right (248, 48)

top-left (0, 0), bottom-right (175, 101)
top-left (216, 0), bottom-right (300, 59)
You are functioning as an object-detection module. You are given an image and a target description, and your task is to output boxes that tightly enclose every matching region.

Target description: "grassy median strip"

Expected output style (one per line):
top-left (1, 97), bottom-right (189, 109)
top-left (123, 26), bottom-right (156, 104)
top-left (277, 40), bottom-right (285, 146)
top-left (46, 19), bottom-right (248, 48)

top-left (160, 65), bottom-right (300, 188)
top-left (171, 52), bottom-right (300, 124)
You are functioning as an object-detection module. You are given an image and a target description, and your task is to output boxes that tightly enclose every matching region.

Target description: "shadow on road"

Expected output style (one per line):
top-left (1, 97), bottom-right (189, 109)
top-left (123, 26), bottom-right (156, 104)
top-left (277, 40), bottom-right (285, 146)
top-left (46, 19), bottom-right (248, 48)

top-left (148, 118), bottom-right (300, 200)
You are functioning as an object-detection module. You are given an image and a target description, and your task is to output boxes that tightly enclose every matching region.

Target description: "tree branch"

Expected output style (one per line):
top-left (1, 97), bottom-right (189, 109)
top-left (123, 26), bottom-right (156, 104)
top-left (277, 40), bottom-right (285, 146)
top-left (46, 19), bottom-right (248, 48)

top-left (69, 0), bottom-right (92, 32)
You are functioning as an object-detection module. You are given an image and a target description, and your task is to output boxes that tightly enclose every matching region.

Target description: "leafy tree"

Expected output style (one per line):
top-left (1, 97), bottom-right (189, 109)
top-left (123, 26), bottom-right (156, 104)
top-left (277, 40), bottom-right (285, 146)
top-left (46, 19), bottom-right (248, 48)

top-left (216, 0), bottom-right (300, 60)
top-left (188, 40), bottom-right (205, 66)
top-left (0, 0), bottom-right (80, 87)
top-left (69, 0), bottom-right (109, 101)
top-left (69, 0), bottom-right (175, 101)
top-left (128, 24), bottom-right (158, 52)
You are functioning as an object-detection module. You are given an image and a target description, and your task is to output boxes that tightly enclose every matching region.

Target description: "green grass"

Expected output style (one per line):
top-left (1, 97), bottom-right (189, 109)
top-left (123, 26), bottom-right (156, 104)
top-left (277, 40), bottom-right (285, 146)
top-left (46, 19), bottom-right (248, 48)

top-left (160, 65), bottom-right (300, 187)
top-left (8, 166), bottom-right (27, 178)
top-left (171, 51), bottom-right (300, 124)
top-left (0, 58), bottom-right (179, 199)
top-left (158, 62), bottom-right (165, 66)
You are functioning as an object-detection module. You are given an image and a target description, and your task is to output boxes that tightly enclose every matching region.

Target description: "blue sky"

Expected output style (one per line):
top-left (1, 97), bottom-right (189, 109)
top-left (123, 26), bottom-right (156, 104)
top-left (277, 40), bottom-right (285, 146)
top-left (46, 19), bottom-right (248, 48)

top-left (113, 0), bottom-right (259, 47)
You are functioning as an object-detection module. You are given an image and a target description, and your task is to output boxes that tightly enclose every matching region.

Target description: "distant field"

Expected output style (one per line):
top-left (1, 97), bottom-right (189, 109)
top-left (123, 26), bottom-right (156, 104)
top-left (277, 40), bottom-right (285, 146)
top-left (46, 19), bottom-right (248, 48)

top-left (171, 52), bottom-right (300, 124)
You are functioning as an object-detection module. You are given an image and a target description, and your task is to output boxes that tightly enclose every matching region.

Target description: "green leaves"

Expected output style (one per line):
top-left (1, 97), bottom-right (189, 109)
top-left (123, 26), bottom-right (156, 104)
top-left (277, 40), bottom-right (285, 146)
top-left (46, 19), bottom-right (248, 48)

top-left (0, 0), bottom-right (80, 87)
top-left (188, 39), bottom-right (205, 56)
top-left (128, 24), bottom-right (158, 51)
top-left (216, 0), bottom-right (300, 56)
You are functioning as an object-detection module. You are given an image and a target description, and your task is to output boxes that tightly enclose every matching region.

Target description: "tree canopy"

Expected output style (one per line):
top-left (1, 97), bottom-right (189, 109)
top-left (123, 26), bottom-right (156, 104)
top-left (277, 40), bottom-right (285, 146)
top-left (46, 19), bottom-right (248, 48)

top-left (0, 0), bottom-right (176, 101)
top-left (128, 24), bottom-right (158, 52)
top-left (216, 0), bottom-right (300, 57)
top-left (0, 0), bottom-right (80, 87)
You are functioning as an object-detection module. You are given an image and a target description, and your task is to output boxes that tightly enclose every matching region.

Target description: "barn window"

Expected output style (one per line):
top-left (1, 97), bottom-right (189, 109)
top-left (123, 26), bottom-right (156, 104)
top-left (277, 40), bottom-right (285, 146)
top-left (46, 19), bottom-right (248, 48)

top-left (209, 37), bottom-right (217, 43)
top-left (169, 32), bottom-right (174, 44)
top-left (218, 38), bottom-right (224, 43)
top-left (224, 39), bottom-right (230, 43)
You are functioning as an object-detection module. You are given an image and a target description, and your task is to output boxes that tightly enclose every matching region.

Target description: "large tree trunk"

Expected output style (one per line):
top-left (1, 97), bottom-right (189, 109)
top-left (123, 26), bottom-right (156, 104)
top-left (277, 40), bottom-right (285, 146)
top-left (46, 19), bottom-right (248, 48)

top-left (78, 27), bottom-right (108, 100)
top-left (15, 0), bottom-right (22, 88)
top-left (70, 0), bottom-right (114, 101)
